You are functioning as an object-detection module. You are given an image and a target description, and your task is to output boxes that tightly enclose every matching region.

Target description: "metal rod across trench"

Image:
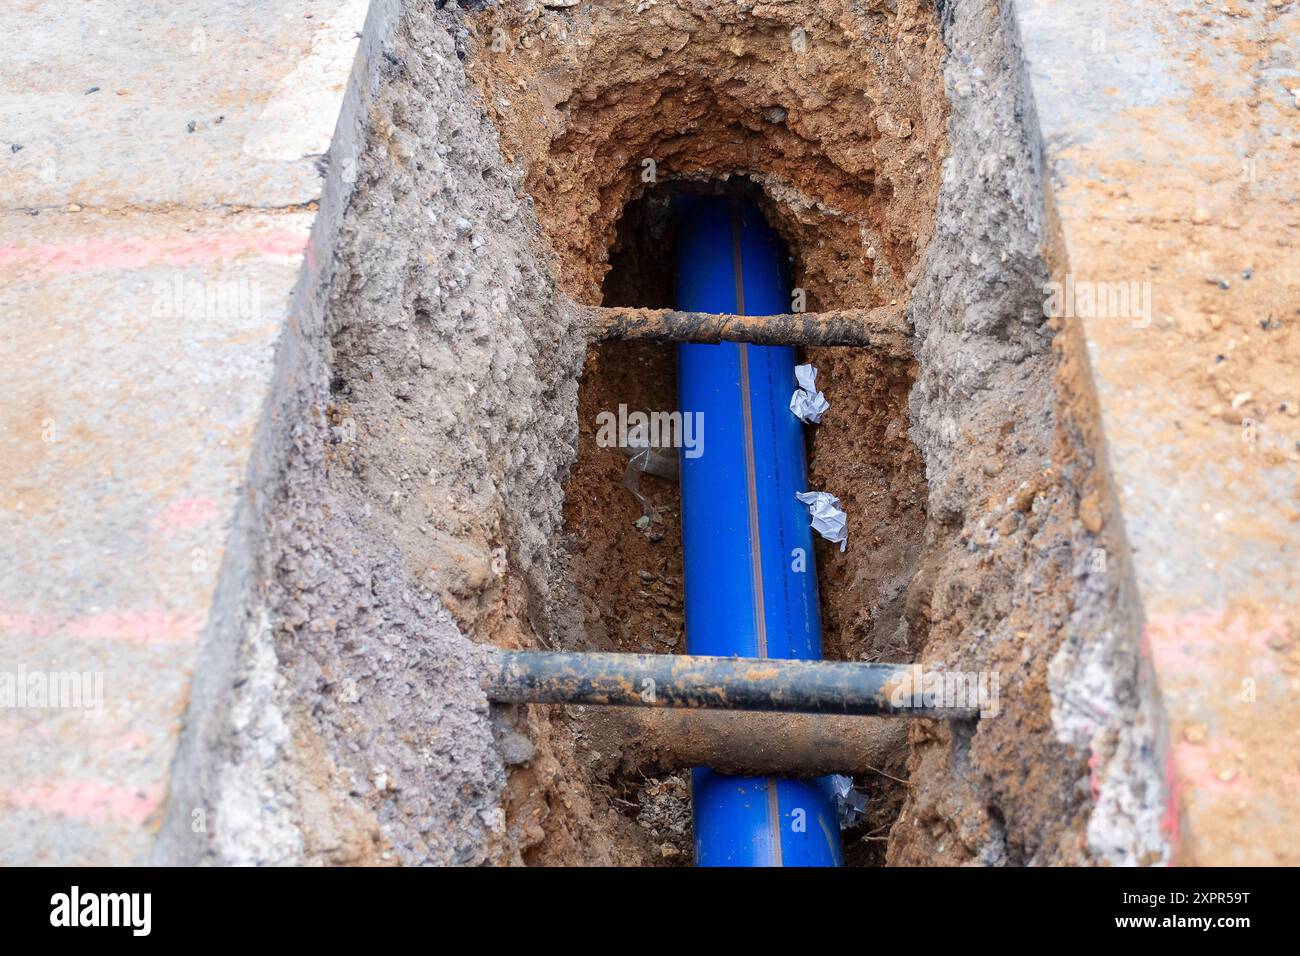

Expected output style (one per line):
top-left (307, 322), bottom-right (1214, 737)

top-left (483, 650), bottom-right (976, 720)
top-left (590, 305), bottom-right (909, 353)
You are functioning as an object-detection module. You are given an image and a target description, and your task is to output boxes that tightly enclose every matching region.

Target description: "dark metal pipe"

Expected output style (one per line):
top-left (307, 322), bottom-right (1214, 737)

top-left (589, 306), bottom-right (911, 355)
top-left (482, 650), bottom-right (978, 719)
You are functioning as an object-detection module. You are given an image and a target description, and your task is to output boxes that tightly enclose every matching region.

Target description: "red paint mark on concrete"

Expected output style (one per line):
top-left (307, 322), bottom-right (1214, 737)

top-left (0, 779), bottom-right (159, 825)
top-left (0, 612), bottom-right (45, 635)
top-left (154, 497), bottom-right (218, 536)
top-left (1171, 738), bottom-right (1248, 796)
top-left (0, 609), bottom-right (201, 644)
top-left (67, 611), bottom-right (201, 645)
top-left (0, 230), bottom-right (309, 273)
top-left (1161, 747), bottom-right (1182, 863)
top-left (1145, 607), bottom-right (1284, 678)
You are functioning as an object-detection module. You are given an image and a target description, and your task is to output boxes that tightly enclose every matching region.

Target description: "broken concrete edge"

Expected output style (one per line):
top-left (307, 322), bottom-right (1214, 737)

top-left (149, 0), bottom-right (402, 866)
top-left (1012, 0), bottom-right (1300, 864)
top-left (995, 0), bottom-right (1173, 866)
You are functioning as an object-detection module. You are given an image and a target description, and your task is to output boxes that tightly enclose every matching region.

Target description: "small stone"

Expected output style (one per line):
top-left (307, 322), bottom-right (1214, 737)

top-left (1281, 400), bottom-right (1299, 418)
top-left (1183, 723), bottom-right (1207, 744)
top-left (982, 459), bottom-right (1003, 477)
top-left (1267, 632), bottom-right (1293, 652)
top-left (1208, 313), bottom-right (1224, 330)
top-left (1191, 208), bottom-right (1212, 225)
top-left (635, 515), bottom-right (651, 530)
top-left (762, 106), bottom-right (788, 124)
top-left (1079, 493), bottom-right (1104, 533)
top-left (1012, 482), bottom-right (1038, 513)
top-left (498, 732), bottom-right (536, 767)
top-left (997, 512), bottom-right (1018, 536)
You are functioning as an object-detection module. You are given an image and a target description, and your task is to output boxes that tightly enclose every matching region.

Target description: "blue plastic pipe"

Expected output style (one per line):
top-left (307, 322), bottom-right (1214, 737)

top-left (673, 194), bottom-right (843, 867)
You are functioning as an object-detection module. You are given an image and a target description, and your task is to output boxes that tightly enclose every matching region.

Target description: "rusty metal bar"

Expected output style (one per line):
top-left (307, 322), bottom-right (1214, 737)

top-left (482, 650), bottom-right (977, 719)
top-left (588, 305), bottom-right (911, 356)
top-left (592, 707), bottom-right (909, 777)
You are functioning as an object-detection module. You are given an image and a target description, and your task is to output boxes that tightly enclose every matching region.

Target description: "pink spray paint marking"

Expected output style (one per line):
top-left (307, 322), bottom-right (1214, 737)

top-left (0, 230), bottom-right (309, 274)
top-left (0, 779), bottom-right (160, 825)
top-left (1161, 747), bottom-right (1182, 864)
top-left (0, 609), bottom-right (201, 645)
top-left (1142, 606), bottom-right (1289, 865)
top-left (154, 497), bottom-right (219, 537)
top-left (1145, 607), bottom-right (1284, 678)
top-left (66, 611), bottom-right (202, 645)
top-left (1171, 738), bottom-right (1248, 797)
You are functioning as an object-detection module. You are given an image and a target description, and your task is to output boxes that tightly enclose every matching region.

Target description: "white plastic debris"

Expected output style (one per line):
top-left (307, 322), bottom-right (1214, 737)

top-left (832, 774), bottom-right (869, 829)
top-left (620, 430), bottom-right (678, 523)
top-left (789, 363), bottom-right (830, 424)
top-left (795, 490), bottom-right (848, 551)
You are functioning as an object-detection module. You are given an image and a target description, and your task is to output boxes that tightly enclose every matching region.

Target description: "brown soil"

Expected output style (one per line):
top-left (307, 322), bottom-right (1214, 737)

top-left (806, 346), bottom-right (928, 666)
top-left (468, 0), bottom-right (947, 309)
top-left (563, 341), bottom-right (685, 659)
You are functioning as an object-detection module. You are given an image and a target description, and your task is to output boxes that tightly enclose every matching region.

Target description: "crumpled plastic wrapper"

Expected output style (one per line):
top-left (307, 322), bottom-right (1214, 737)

top-left (789, 363), bottom-right (830, 424)
top-left (621, 433), bottom-right (679, 522)
top-left (832, 774), bottom-right (869, 829)
top-left (795, 490), bottom-right (848, 551)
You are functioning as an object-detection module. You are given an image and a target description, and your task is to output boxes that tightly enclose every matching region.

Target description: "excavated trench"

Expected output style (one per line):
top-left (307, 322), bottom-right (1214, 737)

top-left (204, 0), bottom-right (1165, 869)
top-left (462, 0), bottom-right (1160, 866)
top-left (465, 0), bottom-right (945, 865)
top-left (561, 178), bottom-right (928, 865)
